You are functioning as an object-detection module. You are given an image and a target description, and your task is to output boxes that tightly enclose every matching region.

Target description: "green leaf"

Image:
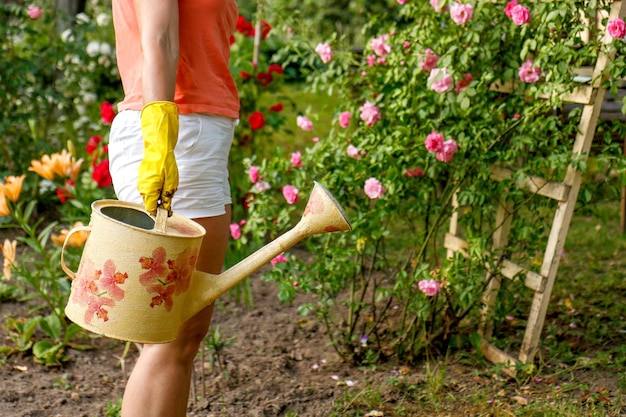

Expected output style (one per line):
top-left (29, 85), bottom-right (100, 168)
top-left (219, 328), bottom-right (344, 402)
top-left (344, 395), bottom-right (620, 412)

top-left (40, 314), bottom-right (62, 341)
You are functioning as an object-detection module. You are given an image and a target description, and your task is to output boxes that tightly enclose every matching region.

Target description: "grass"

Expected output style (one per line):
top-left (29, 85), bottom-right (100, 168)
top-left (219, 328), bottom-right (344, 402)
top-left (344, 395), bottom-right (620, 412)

top-left (329, 196), bottom-right (626, 416)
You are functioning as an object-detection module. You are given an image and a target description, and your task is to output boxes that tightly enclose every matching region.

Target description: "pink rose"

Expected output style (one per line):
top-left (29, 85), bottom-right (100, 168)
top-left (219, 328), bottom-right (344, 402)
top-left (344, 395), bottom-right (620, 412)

top-left (270, 253), bottom-right (288, 266)
top-left (511, 5), bottom-right (530, 25)
top-left (419, 48), bottom-right (440, 72)
top-left (518, 59), bottom-right (542, 83)
top-left (450, 3), bottom-right (473, 25)
top-left (366, 54), bottom-right (377, 67)
top-left (430, 0), bottom-right (446, 12)
top-left (398, 0), bottom-right (409, 4)
top-left (436, 139), bottom-right (459, 162)
top-left (371, 34), bottom-right (391, 57)
top-left (364, 178), bottom-right (385, 199)
top-left (359, 101), bottom-right (381, 127)
top-left (27, 4), bottom-right (42, 19)
top-left (283, 185), bottom-right (299, 204)
top-left (347, 144), bottom-right (363, 159)
top-left (315, 43), bottom-right (333, 63)
top-left (256, 181), bottom-right (271, 192)
top-left (339, 111), bottom-right (351, 128)
top-left (425, 131), bottom-right (444, 152)
top-left (455, 73), bottom-right (473, 94)
top-left (418, 279), bottom-right (441, 296)
top-left (296, 115), bottom-right (314, 131)
top-left (428, 68), bottom-right (453, 93)
top-left (229, 223), bottom-right (242, 240)
top-left (504, 0), bottom-right (518, 18)
top-left (608, 18), bottom-right (626, 39)
top-left (290, 151), bottom-right (302, 168)
top-left (248, 166), bottom-right (260, 183)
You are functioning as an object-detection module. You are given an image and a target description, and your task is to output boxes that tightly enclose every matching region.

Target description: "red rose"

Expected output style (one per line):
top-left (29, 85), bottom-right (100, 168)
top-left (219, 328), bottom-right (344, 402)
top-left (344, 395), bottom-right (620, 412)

top-left (86, 135), bottom-right (102, 155)
top-left (268, 64), bottom-right (283, 75)
top-left (236, 16), bottom-right (254, 36)
top-left (256, 72), bottom-right (272, 87)
top-left (261, 21), bottom-right (272, 39)
top-left (248, 111), bottom-right (265, 130)
top-left (269, 103), bottom-right (283, 112)
top-left (56, 180), bottom-right (75, 203)
top-left (100, 101), bottom-right (116, 124)
top-left (92, 159), bottom-right (113, 187)
top-left (240, 70), bottom-right (252, 79)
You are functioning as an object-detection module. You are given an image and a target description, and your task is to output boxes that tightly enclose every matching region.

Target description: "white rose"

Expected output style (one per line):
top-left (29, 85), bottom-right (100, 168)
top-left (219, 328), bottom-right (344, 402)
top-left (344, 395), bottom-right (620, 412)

top-left (61, 29), bottom-right (75, 43)
top-left (96, 13), bottom-right (110, 27)
top-left (86, 41), bottom-right (100, 57)
top-left (99, 42), bottom-right (112, 56)
top-left (76, 12), bottom-right (90, 24)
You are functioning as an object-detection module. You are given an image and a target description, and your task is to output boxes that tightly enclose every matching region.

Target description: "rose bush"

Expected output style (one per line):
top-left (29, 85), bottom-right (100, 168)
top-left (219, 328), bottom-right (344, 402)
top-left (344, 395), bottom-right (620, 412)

top-left (241, 0), bottom-right (626, 363)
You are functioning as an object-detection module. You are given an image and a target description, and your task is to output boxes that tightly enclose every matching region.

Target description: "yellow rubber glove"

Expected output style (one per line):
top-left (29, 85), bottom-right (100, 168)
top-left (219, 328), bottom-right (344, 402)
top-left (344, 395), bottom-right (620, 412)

top-left (137, 101), bottom-right (179, 216)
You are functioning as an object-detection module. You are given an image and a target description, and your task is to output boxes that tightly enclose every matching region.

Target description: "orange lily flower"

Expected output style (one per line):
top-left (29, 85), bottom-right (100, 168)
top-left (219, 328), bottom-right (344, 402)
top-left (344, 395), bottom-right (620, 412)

top-left (54, 150), bottom-right (84, 182)
top-left (51, 221), bottom-right (89, 247)
top-left (29, 150), bottom-right (84, 182)
top-left (0, 175), bottom-right (26, 202)
top-left (0, 189), bottom-right (10, 217)
top-left (1, 238), bottom-right (17, 280)
top-left (29, 154), bottom-right (56, 180)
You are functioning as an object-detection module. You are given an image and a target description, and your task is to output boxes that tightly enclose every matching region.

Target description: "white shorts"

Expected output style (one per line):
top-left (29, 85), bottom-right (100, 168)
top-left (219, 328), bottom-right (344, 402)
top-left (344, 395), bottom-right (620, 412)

top-left (108, 110), bottom-right (236, 218)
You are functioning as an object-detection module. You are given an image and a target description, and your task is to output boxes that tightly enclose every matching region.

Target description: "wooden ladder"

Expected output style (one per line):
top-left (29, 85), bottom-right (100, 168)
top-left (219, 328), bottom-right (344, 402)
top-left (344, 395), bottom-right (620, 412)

top-left (444, 1), bottom-right (626, 374)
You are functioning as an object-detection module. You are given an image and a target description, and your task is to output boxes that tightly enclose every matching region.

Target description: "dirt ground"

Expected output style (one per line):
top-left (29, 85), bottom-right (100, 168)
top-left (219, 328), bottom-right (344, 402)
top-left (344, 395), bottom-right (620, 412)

top-left (0, 270), bottom-right (396, 417)
top-left (1, 266), bottom-right (625, 417)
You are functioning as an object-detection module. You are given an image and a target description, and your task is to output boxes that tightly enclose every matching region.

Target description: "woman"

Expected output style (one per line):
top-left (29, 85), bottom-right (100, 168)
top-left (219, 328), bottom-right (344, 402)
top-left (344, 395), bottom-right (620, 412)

top-left (107, 1), bottom-right (240, 415)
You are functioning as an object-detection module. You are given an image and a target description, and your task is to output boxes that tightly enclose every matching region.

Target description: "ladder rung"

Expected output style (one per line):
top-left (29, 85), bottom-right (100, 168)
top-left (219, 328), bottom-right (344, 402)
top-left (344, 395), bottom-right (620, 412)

top-left (490, 80), bottom-right (596, 105)
top-left (490, 166), bottom-right (570, 201)
top-left (444, 233), bottom-right (468, 256)
top-left (446, 234), bottom-right (547, 293)
top-left (481, 339), bottom-right (518, 377)
top-left (499, 259), bottom-right (546, 293)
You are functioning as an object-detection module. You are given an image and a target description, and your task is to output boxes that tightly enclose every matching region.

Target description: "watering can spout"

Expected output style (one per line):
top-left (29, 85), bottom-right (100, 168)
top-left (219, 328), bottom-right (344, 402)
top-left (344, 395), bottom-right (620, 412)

top-left (63, 182), bottom-right (351, 344)
top-left (183, 181), bottom-right (351, 321)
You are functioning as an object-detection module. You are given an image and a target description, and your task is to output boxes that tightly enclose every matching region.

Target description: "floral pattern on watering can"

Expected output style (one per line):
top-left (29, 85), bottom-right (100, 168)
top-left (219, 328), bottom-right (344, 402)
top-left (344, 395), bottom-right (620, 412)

top-left (72, 258), bottom-right (129, 324)
top-left (138, 246), bottom-right (198, 311)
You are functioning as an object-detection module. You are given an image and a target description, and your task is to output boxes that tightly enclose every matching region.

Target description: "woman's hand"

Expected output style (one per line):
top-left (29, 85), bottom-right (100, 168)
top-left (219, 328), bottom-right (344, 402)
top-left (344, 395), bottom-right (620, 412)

top-left (137, 101), bottom-right (179, 215)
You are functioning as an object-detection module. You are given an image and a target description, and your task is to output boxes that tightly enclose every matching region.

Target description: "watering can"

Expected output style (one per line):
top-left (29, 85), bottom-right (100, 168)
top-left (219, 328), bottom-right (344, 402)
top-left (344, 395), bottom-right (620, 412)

top-left (61, 182), bottom-right (351, 344)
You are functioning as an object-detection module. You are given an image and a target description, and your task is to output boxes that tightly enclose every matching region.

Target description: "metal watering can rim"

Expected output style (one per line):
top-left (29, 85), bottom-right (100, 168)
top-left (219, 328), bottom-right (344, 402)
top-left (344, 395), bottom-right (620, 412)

top-left (90, 199), bottom-right (207, 238)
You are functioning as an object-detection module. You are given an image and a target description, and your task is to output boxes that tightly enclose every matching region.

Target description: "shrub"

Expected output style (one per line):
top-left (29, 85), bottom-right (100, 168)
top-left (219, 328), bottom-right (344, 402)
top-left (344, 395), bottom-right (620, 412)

top-left (240, 0), bottom-right (626, 363)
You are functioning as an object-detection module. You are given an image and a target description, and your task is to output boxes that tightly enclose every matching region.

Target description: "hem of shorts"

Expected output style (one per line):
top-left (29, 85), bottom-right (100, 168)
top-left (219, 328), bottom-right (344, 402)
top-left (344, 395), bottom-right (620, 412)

top-left (175, 205), bottom-right (230, 219)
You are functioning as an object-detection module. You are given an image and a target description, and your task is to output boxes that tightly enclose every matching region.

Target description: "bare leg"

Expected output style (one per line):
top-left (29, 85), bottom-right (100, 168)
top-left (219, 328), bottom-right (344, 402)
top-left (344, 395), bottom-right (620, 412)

top-left (121, 206), bottom-right (231, 417)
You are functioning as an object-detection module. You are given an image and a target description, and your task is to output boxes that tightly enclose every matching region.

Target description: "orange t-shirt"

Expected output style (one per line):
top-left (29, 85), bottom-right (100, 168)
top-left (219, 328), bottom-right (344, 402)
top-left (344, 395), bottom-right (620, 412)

top-left (112, 0), bottom-right (240, 119)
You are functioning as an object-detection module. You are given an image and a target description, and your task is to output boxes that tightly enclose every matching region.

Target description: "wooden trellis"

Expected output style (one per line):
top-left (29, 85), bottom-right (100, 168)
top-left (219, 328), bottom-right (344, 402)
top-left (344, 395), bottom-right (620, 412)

top-left (444, 1), bottom-right (626, 374)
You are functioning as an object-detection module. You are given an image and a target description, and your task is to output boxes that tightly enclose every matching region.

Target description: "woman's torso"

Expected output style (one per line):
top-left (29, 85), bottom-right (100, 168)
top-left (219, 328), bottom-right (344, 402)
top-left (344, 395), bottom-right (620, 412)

top-left (112, 0), bottom-right (240, 118)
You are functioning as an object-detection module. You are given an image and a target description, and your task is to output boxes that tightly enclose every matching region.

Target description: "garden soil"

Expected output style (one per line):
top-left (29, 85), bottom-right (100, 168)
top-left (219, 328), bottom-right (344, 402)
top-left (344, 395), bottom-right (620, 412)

top-left (1, 259), bottom-right (624, 416)
top-left (0, 265), bottom-right (391, 417)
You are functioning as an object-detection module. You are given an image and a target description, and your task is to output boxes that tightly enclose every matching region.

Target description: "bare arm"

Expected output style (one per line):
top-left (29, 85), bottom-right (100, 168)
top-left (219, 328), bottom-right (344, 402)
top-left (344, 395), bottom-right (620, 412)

top-left (133, 0), bottom-right (179, 104)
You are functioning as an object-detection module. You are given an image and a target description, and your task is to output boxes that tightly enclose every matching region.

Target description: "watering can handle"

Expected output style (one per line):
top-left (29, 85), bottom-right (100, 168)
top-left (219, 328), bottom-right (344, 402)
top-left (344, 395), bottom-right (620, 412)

top-left (154, 207), bottom-right (168, 234)
top-left (61, 225), bottom-right (91, 280)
